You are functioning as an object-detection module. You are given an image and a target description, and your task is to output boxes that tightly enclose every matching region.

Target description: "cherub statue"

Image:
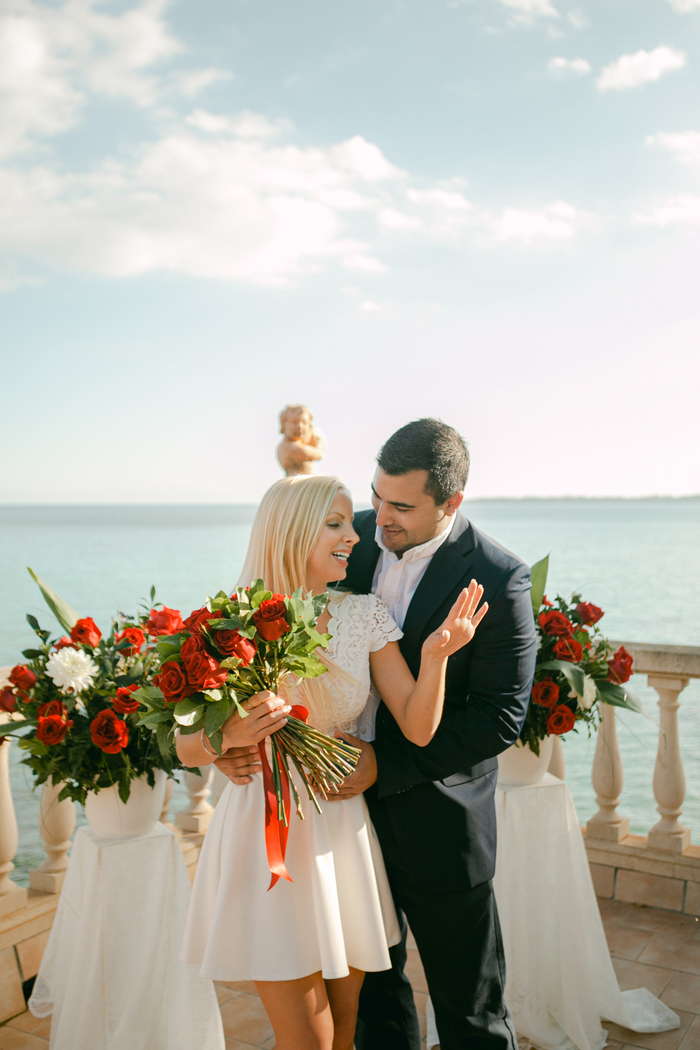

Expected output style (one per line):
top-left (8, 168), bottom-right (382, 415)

top-left (276, 404), bottom-right (326, 476)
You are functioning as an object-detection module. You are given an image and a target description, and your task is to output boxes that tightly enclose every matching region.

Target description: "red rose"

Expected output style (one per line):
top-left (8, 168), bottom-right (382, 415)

top-left (608, 646), bottom-right (634, 685)
top-left (289, 705), bottom-right (309, 722)
top-left (542, 596), bottom-right (553, 607)
top-left (37, 699), bottom-right (68, 720)
top-left (184, 651), bottom-right (228, 691)
top-left (70, 617), bottom-right (102, 647)
top-left (553, 637), bottom-right (584, 663)
top-left (180, 635), bottom-right (206, 665)
top-left (9, 665), bottom-right (37, 691)
top-left (183, 606), bottom-right (221, 636)
top-left (0, 688), bottom-right (17, 713)
top-left (576, 602), bottom-right (604, 626)
top-left (37, 714), bottom-right (73, 745)
top-left (212, 629), bottom-right (257, 666)
top-left (546, 704), bottom-right (576, 736)
top-left (145, 606), bottom-right (185, 636)
top-left (531, 678), bottom-right (560, 708)
top-left (253, 595), bottom-right (289, 642)
top-left (53, 636), bottom-right (77, 651)
top-left (156, 661), bottom-right (190, 703)
top-left (113, 685), bottom-right (141, 714)
top-left (538, 611), bottom-right (574, 637)
top-left (116, 627), bottom-right (146, 657)
top-left (90, 709), bottom-right (129, 753)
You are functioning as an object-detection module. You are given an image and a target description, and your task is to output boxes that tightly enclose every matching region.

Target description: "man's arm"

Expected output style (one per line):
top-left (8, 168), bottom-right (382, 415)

top-left (373, 563), bottom-right (537, 796)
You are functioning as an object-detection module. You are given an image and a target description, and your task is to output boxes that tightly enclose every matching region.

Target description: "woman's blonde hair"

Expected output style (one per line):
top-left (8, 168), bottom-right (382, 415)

top-left (238, 475), bottom-right (347, 595)
top-left (237, 475), bottom-right (360, 733)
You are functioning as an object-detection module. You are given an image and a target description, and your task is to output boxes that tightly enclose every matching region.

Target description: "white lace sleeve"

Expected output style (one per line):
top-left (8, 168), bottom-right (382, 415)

top-left (367, 594), bottom-right (403, 652)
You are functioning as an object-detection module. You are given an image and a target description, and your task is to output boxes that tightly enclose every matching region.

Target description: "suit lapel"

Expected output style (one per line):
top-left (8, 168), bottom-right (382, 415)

top-left (401, 514), bottom-right (476, 657)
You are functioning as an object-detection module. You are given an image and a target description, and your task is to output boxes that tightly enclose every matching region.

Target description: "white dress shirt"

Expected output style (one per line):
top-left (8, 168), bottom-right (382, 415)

top-left (371, 514), bottom-right (456, 630)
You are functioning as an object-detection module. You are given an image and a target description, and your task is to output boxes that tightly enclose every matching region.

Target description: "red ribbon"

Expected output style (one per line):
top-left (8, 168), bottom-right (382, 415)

top-left (258, 704), bottom-right (310, 890)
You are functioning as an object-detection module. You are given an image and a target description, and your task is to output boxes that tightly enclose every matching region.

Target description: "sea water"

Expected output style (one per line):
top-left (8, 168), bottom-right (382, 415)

top-left (1, 499), bottom-right (698, 886)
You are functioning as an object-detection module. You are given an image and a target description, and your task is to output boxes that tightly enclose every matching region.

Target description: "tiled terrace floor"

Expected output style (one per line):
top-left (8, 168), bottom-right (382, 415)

top-left (3, 899), bottom-right (700, 1050)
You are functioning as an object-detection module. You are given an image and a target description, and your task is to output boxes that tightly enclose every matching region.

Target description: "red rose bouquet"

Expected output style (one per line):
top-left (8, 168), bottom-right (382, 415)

top-left (1, 570), bottom-right (184, 804)
top-left (135, 579), bottom-right (361, 887)
top-left (520, 555), bottom-right (647, 755)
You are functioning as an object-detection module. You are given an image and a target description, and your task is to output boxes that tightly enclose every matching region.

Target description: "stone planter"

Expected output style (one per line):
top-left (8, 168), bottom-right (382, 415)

top-left (84, 770), bottom-right (167, 840)
top-left (497, 736), bottom-right (554, 787)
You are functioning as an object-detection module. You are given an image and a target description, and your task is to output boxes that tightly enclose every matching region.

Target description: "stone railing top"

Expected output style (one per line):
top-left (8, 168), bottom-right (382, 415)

top-left (614, 642), bottom-right (700, 680)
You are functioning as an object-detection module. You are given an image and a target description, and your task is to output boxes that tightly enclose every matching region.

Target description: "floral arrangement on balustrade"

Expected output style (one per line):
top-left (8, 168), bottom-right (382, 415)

top-left (0, 570), bottom-right (185, 804)
top-left (134, 579), bottom-right (360, 887)
top-left (520, 555), bottom-right (646, 755)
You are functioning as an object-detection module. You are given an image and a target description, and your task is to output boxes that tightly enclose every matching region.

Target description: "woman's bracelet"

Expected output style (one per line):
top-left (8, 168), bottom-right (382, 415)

top-left (200, 728), bottom-right (217, 757)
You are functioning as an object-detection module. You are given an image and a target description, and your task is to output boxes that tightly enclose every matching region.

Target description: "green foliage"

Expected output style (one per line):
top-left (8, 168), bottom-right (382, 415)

top-left (520, 558), bottom-right (645, 749)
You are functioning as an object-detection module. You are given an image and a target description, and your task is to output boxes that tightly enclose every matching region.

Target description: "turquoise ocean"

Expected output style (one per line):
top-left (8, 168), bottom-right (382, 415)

top-left (2, 499), bottom-right (699, 886)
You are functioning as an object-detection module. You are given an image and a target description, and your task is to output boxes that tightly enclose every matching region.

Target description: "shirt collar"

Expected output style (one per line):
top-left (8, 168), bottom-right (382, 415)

top-left (374, 513), bottom-right (457, 564)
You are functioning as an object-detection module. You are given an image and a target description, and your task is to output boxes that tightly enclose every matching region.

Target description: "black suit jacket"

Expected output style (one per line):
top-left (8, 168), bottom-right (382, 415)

top-left (344, 509), bottom-right (537, 891)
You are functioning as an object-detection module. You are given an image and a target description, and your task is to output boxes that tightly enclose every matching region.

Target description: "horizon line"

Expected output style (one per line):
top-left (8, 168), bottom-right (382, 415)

top-left (0, 494), bottom-right (699, 508)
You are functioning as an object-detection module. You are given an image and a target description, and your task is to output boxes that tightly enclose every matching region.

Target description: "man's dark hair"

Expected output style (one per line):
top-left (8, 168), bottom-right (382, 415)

top-left (377, 418), bottom-right (469, 504)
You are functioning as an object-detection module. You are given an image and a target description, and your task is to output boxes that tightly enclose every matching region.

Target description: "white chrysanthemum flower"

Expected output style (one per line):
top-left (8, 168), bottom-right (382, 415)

top-left (569, 674), bottom-right (597, 711)
top-left (45, 648), bottom-right (99, 695)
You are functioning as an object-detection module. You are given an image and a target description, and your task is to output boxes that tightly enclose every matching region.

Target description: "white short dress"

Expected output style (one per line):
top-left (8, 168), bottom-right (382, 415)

top-left (181, 593), bottom-right (402, 982)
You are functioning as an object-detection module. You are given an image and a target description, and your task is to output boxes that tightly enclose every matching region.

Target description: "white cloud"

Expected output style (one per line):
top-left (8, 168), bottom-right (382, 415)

top-left (0, 1), bottom-right (597, 286)
top-left (359, 300), bottom-right (381, 312)
top-left (495, 0), bottom-right (559, 17)
top-left (667, 0), bottom-right (700, 11)
top-left (178, 68), bottom-right (233, 98)
top-left (633, 195), bottom-right (700, 227)
top-left (491, 201), bottom-right (585, 242)
top-left (647, 130), bottom-right (700, 164)
top-left (547, 56), bottom-right (591, 75)
top-left (597, 46), bottom-right (686, 92)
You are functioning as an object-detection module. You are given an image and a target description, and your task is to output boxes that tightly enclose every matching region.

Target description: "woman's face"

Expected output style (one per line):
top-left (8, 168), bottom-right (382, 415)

top-left (306, 489), bottom-right (359, 589)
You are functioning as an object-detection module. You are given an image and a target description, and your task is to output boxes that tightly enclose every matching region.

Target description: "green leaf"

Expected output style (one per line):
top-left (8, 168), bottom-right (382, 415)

top-left (118, 778), bottom-right (131, 805)
top-left (211, 617), bottom-right (244, 631)
top-left (134, 686), bottom-right (165, 701)
top-left (202, 689), bottom-right (222, 702)
top-left (595, 679), bottom-right (655, 722)
top-left (156, 721), bottom-right (174, 758)
top-left (22, 649), bottom-right (44, 659)
top-left (540, 658), bottom-right (585, 699)
top-left (284, 655), bottom-right (328, 679)
top-left (27, 568), bottom-right (81, 632)
top-left (173, 698), bottom-right (204, 726)
top-left (205, 695), bottom-right (232, 739)
top-left (529, 555), bottom-right (549, 616)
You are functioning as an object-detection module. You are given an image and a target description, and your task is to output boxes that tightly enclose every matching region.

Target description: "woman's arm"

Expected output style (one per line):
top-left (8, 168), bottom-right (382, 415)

top-left (175, 691), bottom-right (290, 767)
top-left (369, 582), bottom-right (487, 747)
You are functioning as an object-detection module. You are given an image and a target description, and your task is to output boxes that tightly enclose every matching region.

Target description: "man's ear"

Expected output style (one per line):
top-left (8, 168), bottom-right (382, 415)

top-left (444, 491), bottom-right (464, 516)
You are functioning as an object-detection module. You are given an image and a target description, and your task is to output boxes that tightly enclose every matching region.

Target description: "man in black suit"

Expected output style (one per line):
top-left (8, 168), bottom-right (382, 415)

top-left (327, 419), bottom-right (537, 1050)
top-left (217, 418), bottom-right (537, 1050)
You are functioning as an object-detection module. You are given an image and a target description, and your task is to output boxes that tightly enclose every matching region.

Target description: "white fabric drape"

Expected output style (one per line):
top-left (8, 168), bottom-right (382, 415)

top-left (29, 823), bottom-right (224, 1050)
top-left (427, 774), bottom-right (679, 1050)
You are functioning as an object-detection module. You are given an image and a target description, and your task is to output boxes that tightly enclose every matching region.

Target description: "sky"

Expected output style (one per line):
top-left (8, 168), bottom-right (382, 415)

top-left (1, 0), bottom-right (699, 505)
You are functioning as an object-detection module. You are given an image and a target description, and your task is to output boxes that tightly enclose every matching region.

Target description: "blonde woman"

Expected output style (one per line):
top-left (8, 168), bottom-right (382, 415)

top-left (178, 475), bottom-right (487, 1050)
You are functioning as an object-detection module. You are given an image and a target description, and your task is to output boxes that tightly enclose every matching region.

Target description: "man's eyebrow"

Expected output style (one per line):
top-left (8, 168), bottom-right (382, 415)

top-left (371, 484), bottom-right (415, 510)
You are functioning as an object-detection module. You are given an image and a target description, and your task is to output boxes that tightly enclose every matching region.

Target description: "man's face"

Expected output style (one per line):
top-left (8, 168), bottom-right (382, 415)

top-left (371, 468), bottom-right (463, 555)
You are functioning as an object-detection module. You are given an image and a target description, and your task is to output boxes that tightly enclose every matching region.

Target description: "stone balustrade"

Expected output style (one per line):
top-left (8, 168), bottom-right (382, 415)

top-left (2, 643), bottom-right (700, 1022)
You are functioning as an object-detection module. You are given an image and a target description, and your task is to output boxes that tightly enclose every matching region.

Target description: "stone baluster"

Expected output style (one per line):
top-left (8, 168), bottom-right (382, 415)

top-left (587, 703), bottom-right (630, 842)
top-left (175, 768), bottom-right (214, 834)
top-left (29, 780), bottom-right (76, 893)
top-left (647, 674), bottom-right (691, 852)
top-left (0, 723), bottom-right (27, 914)
top-left (548, 736), bottom-right (566, 780)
